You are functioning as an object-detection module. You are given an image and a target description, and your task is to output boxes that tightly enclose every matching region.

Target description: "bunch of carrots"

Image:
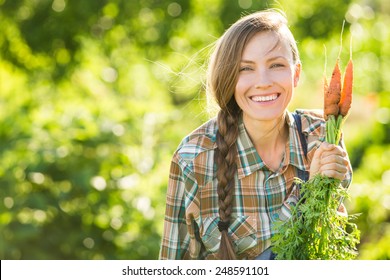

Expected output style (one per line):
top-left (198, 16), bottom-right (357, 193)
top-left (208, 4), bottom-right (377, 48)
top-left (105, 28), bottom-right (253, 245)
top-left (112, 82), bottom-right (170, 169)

top-left (271, 29), bottom-right (360, 259)
top-left (323, 45), bottom-right (353, 145)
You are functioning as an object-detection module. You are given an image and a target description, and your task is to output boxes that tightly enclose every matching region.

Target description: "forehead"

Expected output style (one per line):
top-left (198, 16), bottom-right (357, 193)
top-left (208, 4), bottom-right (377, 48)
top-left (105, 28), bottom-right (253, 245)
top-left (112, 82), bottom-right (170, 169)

top-left (241, 31), bottom-right (292, 61)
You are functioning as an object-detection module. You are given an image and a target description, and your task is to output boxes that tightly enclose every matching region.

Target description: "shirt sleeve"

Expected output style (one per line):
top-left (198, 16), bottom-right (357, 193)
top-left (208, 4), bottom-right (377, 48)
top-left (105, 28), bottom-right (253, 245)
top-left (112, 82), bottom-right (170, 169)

top-left (159, 152), bottom-right (193, 259)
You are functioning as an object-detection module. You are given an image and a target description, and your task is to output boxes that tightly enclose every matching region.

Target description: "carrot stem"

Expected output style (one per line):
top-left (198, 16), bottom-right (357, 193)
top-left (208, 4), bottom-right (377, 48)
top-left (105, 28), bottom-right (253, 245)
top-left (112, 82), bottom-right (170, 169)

top-left (337, 20), bottom-right (345, 59)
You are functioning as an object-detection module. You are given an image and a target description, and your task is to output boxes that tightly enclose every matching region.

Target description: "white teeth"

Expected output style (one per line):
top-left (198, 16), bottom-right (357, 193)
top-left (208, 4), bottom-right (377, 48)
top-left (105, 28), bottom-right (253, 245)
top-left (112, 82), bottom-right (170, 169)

top-left (251, 94), bottom-right (278, 102)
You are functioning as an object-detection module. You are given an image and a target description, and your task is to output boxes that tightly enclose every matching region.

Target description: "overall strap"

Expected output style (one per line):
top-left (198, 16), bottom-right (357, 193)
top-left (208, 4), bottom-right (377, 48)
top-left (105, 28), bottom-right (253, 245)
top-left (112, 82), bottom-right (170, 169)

top-left (292, 112), bottom-right (310, 182)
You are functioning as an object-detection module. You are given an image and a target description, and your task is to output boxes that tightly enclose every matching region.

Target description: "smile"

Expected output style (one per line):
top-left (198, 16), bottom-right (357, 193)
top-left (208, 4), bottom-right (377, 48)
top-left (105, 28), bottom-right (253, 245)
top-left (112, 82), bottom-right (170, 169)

top-left (250, 93), bottom-right (279, 102)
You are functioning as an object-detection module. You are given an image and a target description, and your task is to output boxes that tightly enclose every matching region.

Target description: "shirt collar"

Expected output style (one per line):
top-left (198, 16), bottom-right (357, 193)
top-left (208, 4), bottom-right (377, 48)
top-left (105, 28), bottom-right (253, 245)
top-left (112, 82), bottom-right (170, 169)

top-left (235, 115), bottom-right (266, 179)
top-left (235, 111), bottom-right (308, 179)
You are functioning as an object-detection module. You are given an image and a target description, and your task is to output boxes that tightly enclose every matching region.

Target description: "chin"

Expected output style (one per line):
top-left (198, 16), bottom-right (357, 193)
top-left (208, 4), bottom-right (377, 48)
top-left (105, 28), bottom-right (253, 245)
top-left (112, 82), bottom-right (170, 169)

top-left (248, 109), bottom-right (285, 121)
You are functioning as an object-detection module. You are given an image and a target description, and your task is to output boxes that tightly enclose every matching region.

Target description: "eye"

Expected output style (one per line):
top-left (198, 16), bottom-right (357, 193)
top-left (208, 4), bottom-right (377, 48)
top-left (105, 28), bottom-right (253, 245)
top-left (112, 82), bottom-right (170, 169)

top-left (270, 63), bottom-right (285, 69)
top-left (239, 66), bottom-right (253, 72)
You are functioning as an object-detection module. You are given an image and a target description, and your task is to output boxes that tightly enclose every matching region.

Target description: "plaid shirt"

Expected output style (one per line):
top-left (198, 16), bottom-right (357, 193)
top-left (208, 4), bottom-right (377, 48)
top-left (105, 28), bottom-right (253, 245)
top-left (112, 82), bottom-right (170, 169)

top-left (159, 109), bottom-right (352, 260)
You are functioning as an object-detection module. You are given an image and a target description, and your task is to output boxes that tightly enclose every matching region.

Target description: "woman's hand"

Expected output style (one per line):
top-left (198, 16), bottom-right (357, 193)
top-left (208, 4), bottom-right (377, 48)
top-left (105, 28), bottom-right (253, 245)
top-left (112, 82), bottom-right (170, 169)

top-left (309, 142), bottom-right (349, 180)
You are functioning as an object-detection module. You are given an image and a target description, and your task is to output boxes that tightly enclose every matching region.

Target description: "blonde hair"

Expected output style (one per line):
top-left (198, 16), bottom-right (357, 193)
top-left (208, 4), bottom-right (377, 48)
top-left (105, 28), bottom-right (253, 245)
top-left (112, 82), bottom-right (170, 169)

top-left (206, 10), bottom-right (299, 260)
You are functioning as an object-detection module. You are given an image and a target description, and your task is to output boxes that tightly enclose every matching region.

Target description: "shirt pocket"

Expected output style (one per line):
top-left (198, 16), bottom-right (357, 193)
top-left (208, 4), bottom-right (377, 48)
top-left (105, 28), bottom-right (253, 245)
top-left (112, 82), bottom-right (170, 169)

top-left (200, 215), bottom-right (257, 255)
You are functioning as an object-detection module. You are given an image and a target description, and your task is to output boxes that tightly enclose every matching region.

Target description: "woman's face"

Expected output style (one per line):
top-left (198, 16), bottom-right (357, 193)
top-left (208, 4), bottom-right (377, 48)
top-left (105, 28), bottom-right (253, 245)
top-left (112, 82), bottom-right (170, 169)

top-left (234, 31), bottom-right (301, 124)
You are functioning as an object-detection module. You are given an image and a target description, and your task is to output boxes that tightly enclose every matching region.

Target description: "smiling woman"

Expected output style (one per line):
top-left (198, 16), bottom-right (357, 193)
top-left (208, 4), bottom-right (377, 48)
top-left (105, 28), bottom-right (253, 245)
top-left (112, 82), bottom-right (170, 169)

top-left (159, 9), bottom-right (353, 260)
top-left (235, 31), bottom-right (300, 121)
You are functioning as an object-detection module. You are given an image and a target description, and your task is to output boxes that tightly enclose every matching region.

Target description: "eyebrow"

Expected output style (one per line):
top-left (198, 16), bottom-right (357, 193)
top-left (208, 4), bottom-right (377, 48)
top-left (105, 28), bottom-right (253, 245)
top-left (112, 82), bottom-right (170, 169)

top-left (240, 59), bottom-right (255, 64)
top-left (240, 56), bottom-right (287, 64)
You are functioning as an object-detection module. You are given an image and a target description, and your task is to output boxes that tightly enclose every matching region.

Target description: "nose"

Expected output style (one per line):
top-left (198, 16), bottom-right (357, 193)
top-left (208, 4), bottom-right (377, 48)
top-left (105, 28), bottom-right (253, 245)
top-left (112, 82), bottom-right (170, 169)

top-left (255, 70), bottom-right (272, 89)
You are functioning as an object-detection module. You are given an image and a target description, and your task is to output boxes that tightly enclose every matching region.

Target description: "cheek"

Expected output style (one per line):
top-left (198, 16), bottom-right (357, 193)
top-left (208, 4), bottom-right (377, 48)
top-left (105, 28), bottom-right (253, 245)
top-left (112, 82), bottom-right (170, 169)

top-left (235, 76), bottom-right (250, 96)
top-left (274, 71), bottom-right (294, 88)
top-left (234, 80), bottom-right (246, 108)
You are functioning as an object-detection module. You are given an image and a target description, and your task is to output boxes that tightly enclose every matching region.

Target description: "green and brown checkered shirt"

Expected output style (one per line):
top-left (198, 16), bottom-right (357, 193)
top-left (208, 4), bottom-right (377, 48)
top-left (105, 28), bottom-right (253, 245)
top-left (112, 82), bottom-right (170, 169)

top-left (159, 109), bottom-right (352, 260)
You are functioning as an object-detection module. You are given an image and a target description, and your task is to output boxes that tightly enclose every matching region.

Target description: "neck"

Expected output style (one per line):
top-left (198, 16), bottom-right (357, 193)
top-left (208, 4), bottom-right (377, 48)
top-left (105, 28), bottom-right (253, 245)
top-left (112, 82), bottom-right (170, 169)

top-left (243, 112), bottom-right (289, 171)
top-left (243, 112), bottom-right (288, 149)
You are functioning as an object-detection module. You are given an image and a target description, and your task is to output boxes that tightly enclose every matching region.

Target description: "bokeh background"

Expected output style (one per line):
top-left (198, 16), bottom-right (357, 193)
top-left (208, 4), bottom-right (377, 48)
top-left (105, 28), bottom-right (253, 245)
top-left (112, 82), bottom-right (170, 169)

top-left (0, 0), bottom-right (389, 260)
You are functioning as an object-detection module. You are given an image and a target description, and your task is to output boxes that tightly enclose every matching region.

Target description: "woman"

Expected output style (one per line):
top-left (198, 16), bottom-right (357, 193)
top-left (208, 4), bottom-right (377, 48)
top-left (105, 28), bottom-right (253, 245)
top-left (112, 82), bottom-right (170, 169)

top-left (159, 10), bottom-right (351, 260)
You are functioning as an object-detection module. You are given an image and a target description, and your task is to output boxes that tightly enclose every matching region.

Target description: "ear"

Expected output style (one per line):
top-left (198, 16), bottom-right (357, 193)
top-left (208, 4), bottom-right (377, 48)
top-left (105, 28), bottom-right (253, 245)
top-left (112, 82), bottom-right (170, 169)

top-left (293, 63), bottom-right (301, 87)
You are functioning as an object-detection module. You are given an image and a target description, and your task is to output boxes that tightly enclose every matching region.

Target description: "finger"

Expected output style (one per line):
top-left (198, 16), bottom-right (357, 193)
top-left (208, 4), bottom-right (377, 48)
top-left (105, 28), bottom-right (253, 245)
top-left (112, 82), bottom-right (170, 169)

top-left (320, 169), bottom-right (346, 180)
top-left (309, 142), bottom-right (347, 180)
top-left (311, 143), bottom-right (334, 165)
top-left (320, 154), bottom-right (349, 166)
top-left (321, 142), bottom-right (338, 151)
top-left (320, 146), bottom-right (347, 158)
top-left (319, 161), bottom-right (348, 179)
top-left (332, 145), bottom-right (347, 157)
top-left (321, 163), bottom-right (348, 174)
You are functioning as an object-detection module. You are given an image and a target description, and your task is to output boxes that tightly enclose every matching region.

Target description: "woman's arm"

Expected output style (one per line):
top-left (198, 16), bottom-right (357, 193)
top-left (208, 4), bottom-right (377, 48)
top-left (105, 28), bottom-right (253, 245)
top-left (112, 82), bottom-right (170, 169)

top-left (159, 151), bottom-right (206, 259)
top-left (159, 154), bottom-right (188, 259)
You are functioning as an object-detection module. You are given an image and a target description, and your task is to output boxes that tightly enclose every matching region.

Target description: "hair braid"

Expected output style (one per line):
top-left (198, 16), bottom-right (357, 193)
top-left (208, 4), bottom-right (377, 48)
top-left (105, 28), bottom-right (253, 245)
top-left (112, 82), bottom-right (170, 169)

top-left (215, 101), bottom-right (240, 259)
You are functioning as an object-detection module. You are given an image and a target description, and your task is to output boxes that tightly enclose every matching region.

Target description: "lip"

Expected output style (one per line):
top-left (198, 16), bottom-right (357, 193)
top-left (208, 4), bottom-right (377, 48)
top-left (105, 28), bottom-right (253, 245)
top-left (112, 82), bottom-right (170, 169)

top-left (250, 93), bottom-right (280, 103)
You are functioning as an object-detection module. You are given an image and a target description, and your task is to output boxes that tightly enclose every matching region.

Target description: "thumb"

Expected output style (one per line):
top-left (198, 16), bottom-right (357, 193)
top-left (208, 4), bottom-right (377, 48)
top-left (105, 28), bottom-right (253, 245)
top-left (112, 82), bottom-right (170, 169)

top-left (320, 142), bottom-right (336, 151)
top-left (309, 142), bottom-right (330, 178)
top-left (312, 142), bottom-right (323, 161)
top-left (311, 141), bottom-right (325, 164)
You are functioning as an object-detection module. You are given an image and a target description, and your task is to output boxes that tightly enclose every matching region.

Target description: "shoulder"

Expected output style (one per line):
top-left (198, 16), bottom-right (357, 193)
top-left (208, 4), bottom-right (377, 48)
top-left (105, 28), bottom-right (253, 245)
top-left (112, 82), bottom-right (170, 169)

top-left (174, 118), bottom-right (218, 163)
top-left (294, 109), bottom-right (325, 139)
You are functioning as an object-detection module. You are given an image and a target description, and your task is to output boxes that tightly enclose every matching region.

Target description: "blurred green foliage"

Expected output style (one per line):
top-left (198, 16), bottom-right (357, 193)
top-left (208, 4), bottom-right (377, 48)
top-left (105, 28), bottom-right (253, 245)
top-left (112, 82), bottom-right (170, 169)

top-left (0, 0), bottom-right (389, 259)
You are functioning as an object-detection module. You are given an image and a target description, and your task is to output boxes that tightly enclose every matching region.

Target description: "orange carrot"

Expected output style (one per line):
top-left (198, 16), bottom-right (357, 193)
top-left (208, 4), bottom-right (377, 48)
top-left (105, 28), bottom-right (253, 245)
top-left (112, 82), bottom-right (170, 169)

top-left (339, 59), bottom-right (353, 117)
top-left (324, 59), bottom-right (341, 119)
top-left (323, 76), bottom-right (328, 112)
